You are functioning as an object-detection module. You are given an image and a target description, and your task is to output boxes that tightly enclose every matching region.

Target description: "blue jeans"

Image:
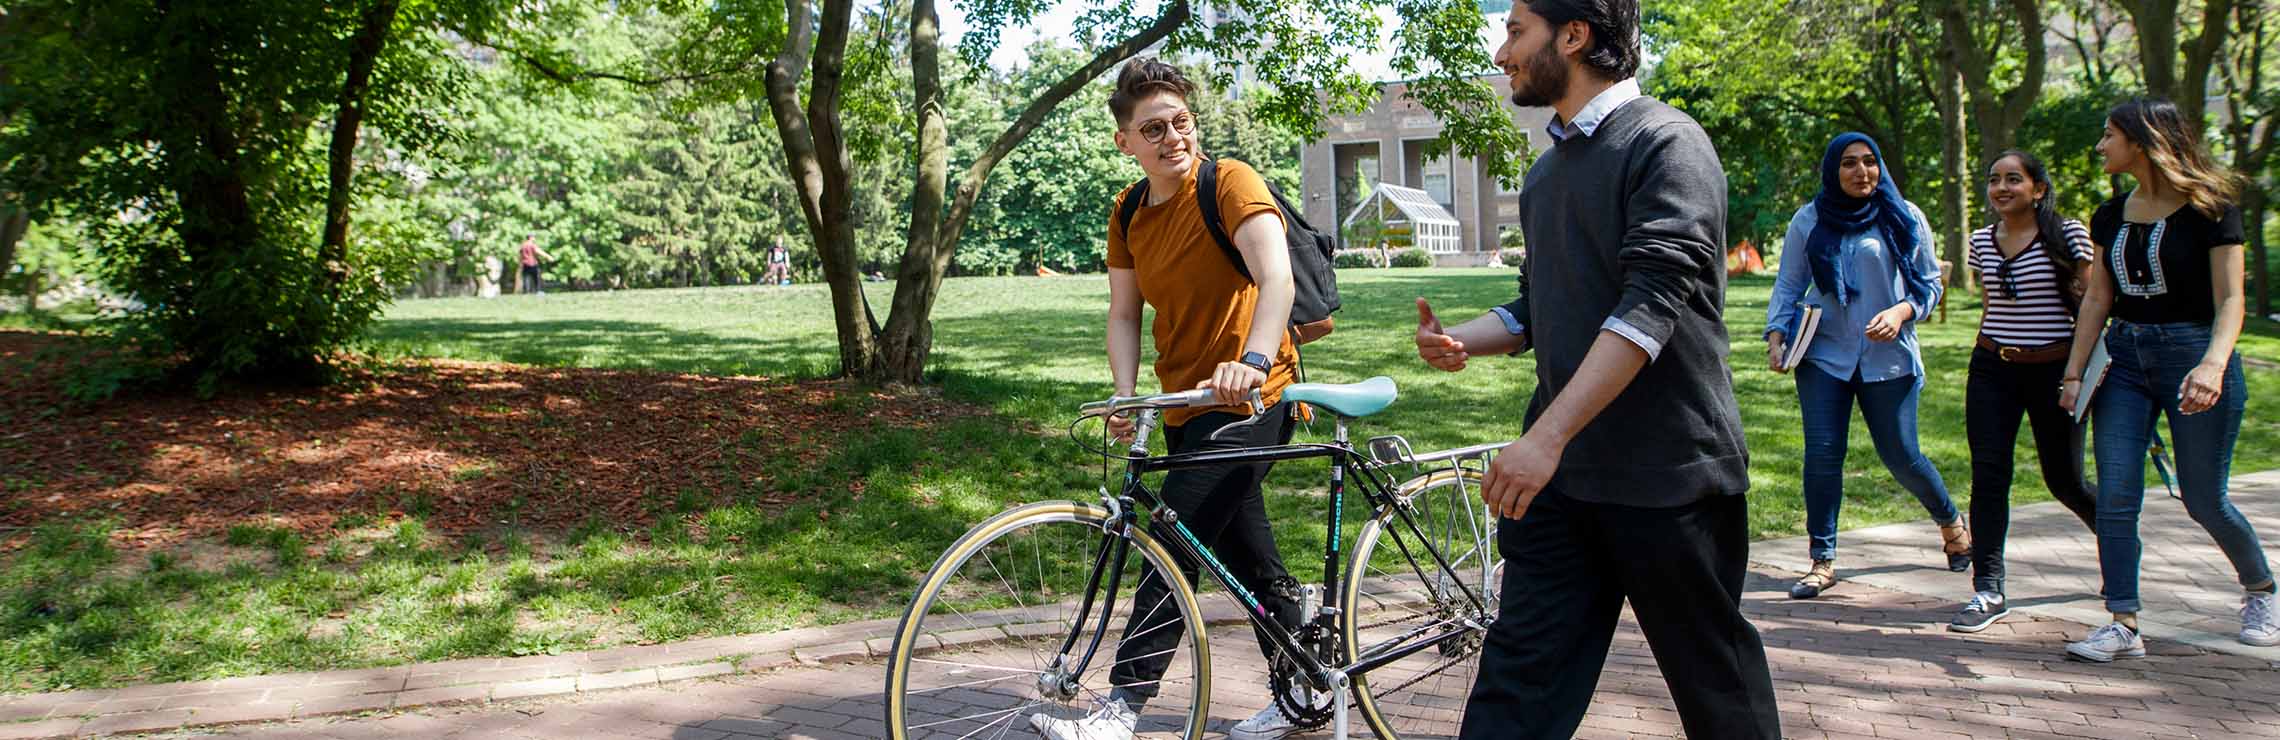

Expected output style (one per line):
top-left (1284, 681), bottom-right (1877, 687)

top-left (2091, 320), bottom-right (2273, 614)
top-left (1796, 364), bottom-right (1959, 561)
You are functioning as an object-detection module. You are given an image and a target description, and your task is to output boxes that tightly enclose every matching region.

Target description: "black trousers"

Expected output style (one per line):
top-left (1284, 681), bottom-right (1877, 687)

top-left (1965, 346), bottom-right (2098, 594)
top-left (1459, 489), bottom-right (1779, 740)
top-left (1110, 404), bottom-right (1303, 701)
top-left (520, 265), bottom-right (543, 293)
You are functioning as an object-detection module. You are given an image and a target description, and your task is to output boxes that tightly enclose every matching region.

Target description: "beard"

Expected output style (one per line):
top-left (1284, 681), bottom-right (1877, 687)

top-left (1507, 39), bottom-right (1570, 108)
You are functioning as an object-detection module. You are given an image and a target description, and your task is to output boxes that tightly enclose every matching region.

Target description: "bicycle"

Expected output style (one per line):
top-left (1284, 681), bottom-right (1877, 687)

top-left (883, 377), bottom-right (1506, 739)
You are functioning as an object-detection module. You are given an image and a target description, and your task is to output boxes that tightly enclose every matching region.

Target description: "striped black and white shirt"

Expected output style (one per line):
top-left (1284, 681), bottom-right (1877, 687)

top-left (1967, 220), bottom-right (2094, 346)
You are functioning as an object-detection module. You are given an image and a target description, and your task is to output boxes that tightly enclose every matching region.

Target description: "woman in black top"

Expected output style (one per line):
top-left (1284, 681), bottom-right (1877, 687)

top-left (2059, 97), bottom-right (2276, 661)
top-left (1948, 151), bottom-right (2099, 633)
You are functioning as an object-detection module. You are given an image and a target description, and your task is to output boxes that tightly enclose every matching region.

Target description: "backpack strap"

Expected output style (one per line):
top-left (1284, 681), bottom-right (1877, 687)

top-left (1115, 178), bottom-right (1150, 245)
top-left (1194, 159), bottom-right (1252, 281)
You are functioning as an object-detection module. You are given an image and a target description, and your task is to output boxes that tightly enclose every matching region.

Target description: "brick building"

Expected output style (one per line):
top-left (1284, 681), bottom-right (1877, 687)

top-left (1298, 77), bottom-right (1556, 263)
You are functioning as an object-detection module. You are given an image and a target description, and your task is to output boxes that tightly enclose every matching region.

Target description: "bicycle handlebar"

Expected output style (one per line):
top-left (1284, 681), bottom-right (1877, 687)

top-left (1078, 388), bottom-right (1261, 419)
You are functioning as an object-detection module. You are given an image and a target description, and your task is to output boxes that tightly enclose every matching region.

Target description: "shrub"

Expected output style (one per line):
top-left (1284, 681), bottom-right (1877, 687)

top-left (1498, 248), bottom-right (1526, 268)
top-left (1388, 248), bottom-right (1436, 268)
top-left (1332, 249), bottom-right (1384, 269)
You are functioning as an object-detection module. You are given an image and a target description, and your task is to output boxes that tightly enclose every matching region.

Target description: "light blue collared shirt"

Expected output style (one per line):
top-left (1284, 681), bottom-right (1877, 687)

top-left (1764, 202), bottom-right (1943, 382)
top-left (1542, 78), bottom-right (1664, 359)
top-left (1546, 78), bottom-right (1642, 143)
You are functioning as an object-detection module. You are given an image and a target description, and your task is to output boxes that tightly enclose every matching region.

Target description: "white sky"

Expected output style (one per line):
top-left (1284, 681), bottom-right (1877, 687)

top-left (931, 0), bottom-right (1496, 80)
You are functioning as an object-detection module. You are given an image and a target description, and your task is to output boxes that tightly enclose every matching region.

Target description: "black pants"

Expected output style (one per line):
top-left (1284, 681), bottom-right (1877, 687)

top-left (1459, 489), bottom-right (1779, 740)
top-left (520, 265), bottom-right (543, 293)
top-left (1965, 346), bottom-right (2098, 594)
top-left (1110, 404), bottom-right (1302, 701)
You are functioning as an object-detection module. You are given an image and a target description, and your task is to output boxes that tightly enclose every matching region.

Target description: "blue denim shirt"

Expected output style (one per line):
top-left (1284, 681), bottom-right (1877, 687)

top-left (1764, 201), bottom-right (1942, 382)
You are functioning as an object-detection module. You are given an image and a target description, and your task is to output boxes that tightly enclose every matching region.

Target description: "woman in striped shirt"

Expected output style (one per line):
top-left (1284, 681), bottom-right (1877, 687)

top-left (1948, 150), bottom-right (2100, 633)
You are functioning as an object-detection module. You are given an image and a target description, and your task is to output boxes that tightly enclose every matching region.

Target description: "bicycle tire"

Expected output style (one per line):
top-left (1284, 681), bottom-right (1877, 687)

top-left (884, 500), bottom-right (1213, 739)
top-left (1341, 468), bottom-right (1499, 740)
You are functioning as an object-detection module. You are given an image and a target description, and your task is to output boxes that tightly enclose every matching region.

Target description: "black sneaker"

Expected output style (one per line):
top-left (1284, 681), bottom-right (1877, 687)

top-left (1948, 591), bottom-right (2008, 633)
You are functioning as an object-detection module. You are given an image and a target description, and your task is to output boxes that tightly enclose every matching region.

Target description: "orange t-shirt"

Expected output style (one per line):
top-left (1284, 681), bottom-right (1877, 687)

top-left (1107, 159), bottom-right (1298, 428)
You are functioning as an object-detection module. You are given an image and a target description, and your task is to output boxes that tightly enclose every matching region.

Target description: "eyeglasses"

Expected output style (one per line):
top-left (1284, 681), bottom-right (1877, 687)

top-left (1127, 111), bottom-right (1198, 144)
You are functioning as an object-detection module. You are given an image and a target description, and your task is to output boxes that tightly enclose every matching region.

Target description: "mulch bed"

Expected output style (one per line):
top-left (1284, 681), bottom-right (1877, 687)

top-left (0, 330), bottom-right (986, 552)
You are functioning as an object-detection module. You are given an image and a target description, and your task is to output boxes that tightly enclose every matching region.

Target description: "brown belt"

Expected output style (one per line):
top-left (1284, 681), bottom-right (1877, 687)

top-left (1976, 335), bottom-right (2071, 364)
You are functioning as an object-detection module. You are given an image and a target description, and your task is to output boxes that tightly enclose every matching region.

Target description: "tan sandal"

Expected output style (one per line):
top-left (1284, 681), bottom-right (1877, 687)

top-left (1790, 559), bottom-right (1837, 599)
top-left (1941, 519), bottom-right (1972, 572)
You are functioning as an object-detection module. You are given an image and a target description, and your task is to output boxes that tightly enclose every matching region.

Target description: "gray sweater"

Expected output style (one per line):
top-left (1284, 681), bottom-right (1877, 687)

top-left (1494, 97), bottom-right (1749, 508)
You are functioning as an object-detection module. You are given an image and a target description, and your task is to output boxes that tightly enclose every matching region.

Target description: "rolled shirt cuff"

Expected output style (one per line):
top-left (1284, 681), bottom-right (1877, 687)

top-left (1488, 306), bottom-right (1528, 337)
top-left (1602, 316), bottom-right (1663, 361)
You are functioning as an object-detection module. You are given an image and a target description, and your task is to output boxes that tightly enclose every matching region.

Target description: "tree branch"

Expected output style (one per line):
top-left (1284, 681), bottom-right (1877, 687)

top-left (937, 0), bottom-right (1191, 249)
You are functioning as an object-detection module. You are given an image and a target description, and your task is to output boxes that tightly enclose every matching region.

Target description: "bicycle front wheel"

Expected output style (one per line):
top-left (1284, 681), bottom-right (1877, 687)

top-left (884, 500), bottom-right (1212, 739)
top-left (1342, 468), bottom-right (1500, 740)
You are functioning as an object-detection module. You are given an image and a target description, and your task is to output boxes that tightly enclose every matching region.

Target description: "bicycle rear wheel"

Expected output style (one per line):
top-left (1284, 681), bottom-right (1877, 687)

top-left (1342, 469), bottom-right (1499, 740)
top-left (884, 500), bottom-right (1211, 739)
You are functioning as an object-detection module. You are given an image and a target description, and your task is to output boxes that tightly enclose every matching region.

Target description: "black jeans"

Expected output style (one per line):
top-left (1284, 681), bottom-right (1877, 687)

top-left (1965, 346), bottom-right (2097, 594)
top-left (1110, 404), bottom-right (1302, 702)
top-left (520, 265), bottom-right (543, 293)
top-left (1459, 489), bottom-right (1779, 740)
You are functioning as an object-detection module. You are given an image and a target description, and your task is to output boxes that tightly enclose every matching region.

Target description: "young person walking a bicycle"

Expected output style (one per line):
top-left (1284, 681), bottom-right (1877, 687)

top-left (1026, 57), bottom-right (1316, 740)
top-left (1413, 0), bottom-right (1781, 736)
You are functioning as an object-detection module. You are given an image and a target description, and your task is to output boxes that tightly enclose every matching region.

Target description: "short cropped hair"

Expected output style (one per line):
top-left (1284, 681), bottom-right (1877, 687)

top-left (1108, 57), bottom-right (1197, 125)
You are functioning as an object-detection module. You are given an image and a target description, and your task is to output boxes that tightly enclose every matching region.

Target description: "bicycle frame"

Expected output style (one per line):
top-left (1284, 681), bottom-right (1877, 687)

top-left (1049, 409), bottom-right (1495, 699)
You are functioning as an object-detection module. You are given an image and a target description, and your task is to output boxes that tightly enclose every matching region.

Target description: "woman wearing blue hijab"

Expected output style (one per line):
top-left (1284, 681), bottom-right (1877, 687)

top-left (1766, 132), bottom-right (1967, 599)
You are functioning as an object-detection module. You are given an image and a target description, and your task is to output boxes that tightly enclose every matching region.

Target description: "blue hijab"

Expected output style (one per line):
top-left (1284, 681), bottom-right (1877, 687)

top-left (1808, 132), bottom-right (1933, 309)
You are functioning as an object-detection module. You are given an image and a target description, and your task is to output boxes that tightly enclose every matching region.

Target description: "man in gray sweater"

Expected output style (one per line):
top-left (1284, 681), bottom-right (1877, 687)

top-left (1412, 0), bottom-right (1780, 736)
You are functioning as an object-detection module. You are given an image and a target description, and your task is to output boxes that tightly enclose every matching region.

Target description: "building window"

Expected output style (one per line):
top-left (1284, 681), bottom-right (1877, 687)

top-left (1421, 155), bottom-right (1450, 208)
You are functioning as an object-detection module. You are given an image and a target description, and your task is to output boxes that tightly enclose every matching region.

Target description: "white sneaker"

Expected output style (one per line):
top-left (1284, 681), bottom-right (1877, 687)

top-left (1028, 698), bottom-right (1136, 740)
top-left (1229, 686), bottom-right (1329, 740)
top-left (2243, 592), bottom-right (2280, 647)
top-left (2065, 621), bottom-right (2146, 662)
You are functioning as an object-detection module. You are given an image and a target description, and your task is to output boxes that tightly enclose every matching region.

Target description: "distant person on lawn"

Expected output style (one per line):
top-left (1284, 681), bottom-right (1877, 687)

top-left (517, 235), bottom-right (554, 295)
top-left (764, 240), bottom-right (793, 285)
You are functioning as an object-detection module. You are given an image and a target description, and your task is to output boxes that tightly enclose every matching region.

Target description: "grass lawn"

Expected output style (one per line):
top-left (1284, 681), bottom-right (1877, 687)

top-left (372, 269), bottom-right (2280, 541)
top-left (6, 268), bottom-right (2279, 691)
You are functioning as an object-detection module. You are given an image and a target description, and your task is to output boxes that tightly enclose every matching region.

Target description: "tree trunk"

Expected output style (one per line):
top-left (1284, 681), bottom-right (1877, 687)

top-left (2249, 188), bottom-right (2271, 319)
top-left (1939, 0), bottom-right (2047, 227)
top-left (156, 3), bottom-right (270, 376)
top-left (0, 205), bottom-right (24, 290)
top-left (318, 0), bottom-right (401, 294)
top-left (871, 0), bottom-right (1191, 382)
top-left (2118, 0), bottom-right (2232, 126)
top-left (1937, 52), bottom-right (1970, 288)
top-left (761, 0), bottom-right (878, 377)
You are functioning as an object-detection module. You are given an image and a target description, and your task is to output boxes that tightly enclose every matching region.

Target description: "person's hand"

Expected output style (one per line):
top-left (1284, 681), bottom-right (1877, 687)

top-left (1416, 298), bottom-right (1468, 372)
top-left (1106, 411), bottom-right (1136, 444)
top-left (1864, 303), bottom-right (1914, 342)
top-left (2179, 360), bottom-right (2226, 415)
top-left (1766, 332), bottom-right (1788, 374)
top-left (1482, 433), bottom-right (1563, 521)
top-left (2059, 377), bottom-right (2082, 412)
top-left (1199, 360), bottom-right (1267, 406)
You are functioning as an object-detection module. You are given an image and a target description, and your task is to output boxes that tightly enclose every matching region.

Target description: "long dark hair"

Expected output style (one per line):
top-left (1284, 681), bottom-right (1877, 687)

top-left (1988, 150), bottom-right (2076, 274)
top-left (2106, 97), bottom-right (2241, 218)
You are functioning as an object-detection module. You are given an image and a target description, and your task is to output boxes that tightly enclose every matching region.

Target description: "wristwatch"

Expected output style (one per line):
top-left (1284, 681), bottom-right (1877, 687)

top-left (1239, 351), bottom-right (1271, 373)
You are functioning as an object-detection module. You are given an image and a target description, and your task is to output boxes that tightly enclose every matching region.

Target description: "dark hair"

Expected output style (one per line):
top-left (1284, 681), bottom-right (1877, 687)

top-left (1987, 150), bottom-right (2077, 274)
top-left (1526, 0), bottom-right (1641, 80)
top-left (1108, 57), bottom-right (1197, 125)
top-left (2105, 97), bottom-right (2240, 218)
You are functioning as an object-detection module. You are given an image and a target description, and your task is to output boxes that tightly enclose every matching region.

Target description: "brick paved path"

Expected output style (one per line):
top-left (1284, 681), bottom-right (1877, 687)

top-left (164, 566), bottom-right (2280, 739)
top-left (1755, 470), bottom-right (2280, 661)
top-left (154, 472), bottom-right (2280, 739)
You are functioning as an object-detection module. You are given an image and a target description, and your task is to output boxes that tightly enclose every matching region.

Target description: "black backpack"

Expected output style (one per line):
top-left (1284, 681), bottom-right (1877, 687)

top-left (1115, 159), bottom-right (1341, 343)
